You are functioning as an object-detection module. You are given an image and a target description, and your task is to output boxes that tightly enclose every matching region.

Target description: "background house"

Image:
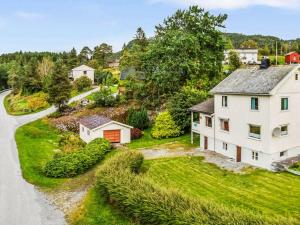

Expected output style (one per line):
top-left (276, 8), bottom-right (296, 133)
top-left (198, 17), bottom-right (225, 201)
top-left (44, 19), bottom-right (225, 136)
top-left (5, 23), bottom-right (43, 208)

top-left (79, 115), bottom-right (132, 144)
top-left (224, 49), bottom-right (258, 64)
top-left (285, 52), bottom-right (300, 64)
top-left (70, 65), bottom-right (95, 83)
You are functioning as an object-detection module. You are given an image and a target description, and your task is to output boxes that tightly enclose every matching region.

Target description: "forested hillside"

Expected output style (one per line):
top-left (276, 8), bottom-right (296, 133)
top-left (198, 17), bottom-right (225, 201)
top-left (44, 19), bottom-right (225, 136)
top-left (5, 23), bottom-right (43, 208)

top-left (225, 33), bottom-right (300, 55)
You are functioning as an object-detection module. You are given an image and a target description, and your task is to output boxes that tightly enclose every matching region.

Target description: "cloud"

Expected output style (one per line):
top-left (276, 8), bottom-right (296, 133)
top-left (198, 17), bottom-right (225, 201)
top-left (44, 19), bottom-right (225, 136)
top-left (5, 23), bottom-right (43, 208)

top-left (15, 11), bottom-right (44, 20)
top-left (149, 0), bottom-right (300, 9)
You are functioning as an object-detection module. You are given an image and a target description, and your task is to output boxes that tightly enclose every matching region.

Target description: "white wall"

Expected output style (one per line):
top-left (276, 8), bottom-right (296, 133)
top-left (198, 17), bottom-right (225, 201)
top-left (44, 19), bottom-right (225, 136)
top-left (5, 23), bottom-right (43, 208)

top-left (80, 122), bottom-right (131, 144)
top-left (72, 70), bottom-right (94, 84)
top-left (224, 49), bottom-right (258, 64)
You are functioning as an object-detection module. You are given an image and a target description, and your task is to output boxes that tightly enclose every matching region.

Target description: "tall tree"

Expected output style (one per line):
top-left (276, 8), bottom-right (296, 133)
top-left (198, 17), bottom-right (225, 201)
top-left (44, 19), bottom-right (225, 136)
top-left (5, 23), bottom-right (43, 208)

top-left (78, 46), bottom-right (92, 64)
top-left (37, 56), bottom-right (54, 92)
top-left (48, 61), bottom-right (71, 111)
top-left (143, 6), bottom-right (227, 104)
top-left (68, 48), bottom-right (78, 69)
top-left (93, 43), bottom-right (113, 68)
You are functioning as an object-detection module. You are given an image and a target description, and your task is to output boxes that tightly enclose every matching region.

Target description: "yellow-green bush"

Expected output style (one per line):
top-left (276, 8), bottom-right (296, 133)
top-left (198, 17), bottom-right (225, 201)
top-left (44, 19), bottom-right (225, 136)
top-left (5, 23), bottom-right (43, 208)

top-left (151, 111), bottom-right (181, 139)
top-left (96, 151), bottom-right (296, 225)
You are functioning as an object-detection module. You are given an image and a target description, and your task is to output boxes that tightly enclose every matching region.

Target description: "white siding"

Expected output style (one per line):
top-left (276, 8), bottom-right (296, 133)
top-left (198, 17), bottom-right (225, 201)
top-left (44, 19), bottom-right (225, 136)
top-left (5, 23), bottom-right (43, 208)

top-left (72, 70), bottom-right (94, 83)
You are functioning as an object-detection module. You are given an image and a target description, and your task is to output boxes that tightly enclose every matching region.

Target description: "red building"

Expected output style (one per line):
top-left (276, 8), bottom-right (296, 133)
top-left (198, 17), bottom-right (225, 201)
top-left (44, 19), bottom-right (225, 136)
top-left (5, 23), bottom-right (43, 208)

top-left (285, 52), bottom-right (300, 64)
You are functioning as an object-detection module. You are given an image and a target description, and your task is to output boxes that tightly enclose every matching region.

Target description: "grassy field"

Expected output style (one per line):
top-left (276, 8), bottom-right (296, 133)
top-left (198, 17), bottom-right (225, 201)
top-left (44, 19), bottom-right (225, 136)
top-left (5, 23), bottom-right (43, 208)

top-left (4, 92), bottom-right (50, 116)
top-left (15, 119), bottom-right (65, 188)
top-left (144, 157), bottom-right (300, 220)
top-left (69, 187), bottom-right (134, 225)
top-left (126, 129), bottom-right (197, 149)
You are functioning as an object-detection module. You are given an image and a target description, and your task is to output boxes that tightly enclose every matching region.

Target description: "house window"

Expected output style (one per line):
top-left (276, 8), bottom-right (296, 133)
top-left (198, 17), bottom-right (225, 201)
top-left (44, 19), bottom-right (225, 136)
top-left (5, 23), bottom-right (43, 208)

top-left (87, 130), bottom-right (90, 136)
top-left (222, 96), bottom-right (228, 107)
top-left (83, 71), bottom-right (87, 75)
top-left (220, 119), bottom-right (229, 132)
top-left (193, 112), bottom-right (200, 123)
top-left (205, 116), bottom-right (212, 127)
top-left (223, 142), bottom-right (228, 150)
top-left (280, 125), bottom-right (288, 136)
top-left (296, 74), bottom-right (298, 80)
top-left (280, 151), bottom-right (287, 157)
top-left (251, 97), bottom-right (259, 110)
top-left (252, 151), bottom-right (259, 160)
top-left (82, 127), bottom-right (84, 132)
top-left (281, 98), bottom-right (289, 111)
top-left (249, 125), bottom-right (261, 139)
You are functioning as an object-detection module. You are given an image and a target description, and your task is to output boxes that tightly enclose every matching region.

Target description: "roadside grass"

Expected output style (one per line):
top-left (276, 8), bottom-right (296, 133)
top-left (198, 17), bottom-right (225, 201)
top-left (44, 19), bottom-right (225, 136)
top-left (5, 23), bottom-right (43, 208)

top-left (69, 187), bottom-right (134, 225)
top-left (15, 119), bottom-right (65, 188)
top-left (144, 157), bottom-right (300, 220)
top-left (126, 128), bottom-right (198, 149)
top-left (4, 92), bottom-right (49, 116)
top-left (86, 85), bottom-right (118, 101)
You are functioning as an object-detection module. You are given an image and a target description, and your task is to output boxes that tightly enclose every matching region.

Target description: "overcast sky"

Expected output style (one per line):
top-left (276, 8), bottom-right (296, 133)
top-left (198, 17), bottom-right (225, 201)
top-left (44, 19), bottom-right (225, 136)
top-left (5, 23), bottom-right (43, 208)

top-left (0, 0), bottom-right (299, 53)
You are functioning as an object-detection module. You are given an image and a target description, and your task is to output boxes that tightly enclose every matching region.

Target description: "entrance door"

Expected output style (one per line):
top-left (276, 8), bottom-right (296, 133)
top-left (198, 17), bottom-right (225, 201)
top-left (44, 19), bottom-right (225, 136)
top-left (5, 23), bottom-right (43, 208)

top-left (236, 146), bottom-right (242, 162)
top-left (204, 136), bottom-right (208, 150)
top-left (103, 130), bottom-right (121, 143)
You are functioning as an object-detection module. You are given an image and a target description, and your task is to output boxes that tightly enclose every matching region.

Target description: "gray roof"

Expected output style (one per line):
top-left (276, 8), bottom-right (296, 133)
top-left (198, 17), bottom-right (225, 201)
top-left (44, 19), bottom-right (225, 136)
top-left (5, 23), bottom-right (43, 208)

top-left (80, 115), bottom-right (112, 129)
top-left (211, 65), bottom-right (299, 95)
top-left (189, 98), bottom-right (214, 114)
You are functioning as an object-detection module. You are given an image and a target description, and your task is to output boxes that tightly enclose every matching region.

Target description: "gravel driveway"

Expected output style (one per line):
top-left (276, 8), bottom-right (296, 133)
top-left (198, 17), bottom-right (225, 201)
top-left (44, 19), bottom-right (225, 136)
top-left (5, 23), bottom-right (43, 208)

top-left (0, 87), bottom-right (99, 225)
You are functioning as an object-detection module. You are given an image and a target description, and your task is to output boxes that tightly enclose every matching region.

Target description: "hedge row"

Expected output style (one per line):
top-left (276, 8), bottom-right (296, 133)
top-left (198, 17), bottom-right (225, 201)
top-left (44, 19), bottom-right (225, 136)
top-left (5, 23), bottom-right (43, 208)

top-left (44, 138), bottom-right (111, 178)
top-left (96, 151), bottom-right (297, 225)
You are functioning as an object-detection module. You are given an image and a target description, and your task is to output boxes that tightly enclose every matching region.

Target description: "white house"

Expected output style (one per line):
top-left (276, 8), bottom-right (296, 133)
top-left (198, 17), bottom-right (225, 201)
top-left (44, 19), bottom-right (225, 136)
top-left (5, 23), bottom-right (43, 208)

top-left (70, 65), bottom-right (95, 83)
top-left (79, 115), bottom-right (133, 144)
top-left (224, 49), bottom-right (258, 65)
top-left (190, 64), bottom-right (300, 170)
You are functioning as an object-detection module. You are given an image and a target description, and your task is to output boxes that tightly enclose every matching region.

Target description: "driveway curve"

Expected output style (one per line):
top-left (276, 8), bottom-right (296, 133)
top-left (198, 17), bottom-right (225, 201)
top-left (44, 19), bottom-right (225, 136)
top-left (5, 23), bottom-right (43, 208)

top-left (0, 87), bottom-right (99, 225)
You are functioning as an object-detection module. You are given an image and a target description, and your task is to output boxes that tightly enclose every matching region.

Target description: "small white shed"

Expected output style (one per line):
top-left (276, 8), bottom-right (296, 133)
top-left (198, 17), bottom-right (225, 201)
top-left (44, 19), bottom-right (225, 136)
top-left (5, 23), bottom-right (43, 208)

top-left (71, 65), bottom-right (95, 83)
top-left (79, 115), bottom-right (133, 144)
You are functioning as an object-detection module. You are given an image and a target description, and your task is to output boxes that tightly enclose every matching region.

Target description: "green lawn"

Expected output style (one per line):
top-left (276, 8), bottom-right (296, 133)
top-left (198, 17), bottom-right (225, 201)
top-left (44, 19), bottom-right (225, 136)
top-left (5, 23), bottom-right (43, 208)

top-left (290, 163), bottom-right (300, 172)
top-left (71, 87), bottom-right (93, 98)
top-left (15, 119), bottom-right (65, 188)
top-left (144, 157), bottom-right (300, 221)
top-left (126, 129), bottom-right (197, 149)
top-left (69, 187), bottom-right (134, 225)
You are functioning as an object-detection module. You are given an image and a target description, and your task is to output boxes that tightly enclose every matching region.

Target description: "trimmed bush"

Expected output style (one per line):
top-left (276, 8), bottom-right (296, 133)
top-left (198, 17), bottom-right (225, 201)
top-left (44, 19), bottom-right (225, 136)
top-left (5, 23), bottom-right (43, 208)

top-left (44, 138), bottom-right (111, 178)
top-left (96, 151), bottom-right (296, 225)
top-left (74, 76), bottom-right (93, 92)
top-left (130, 128), bottom-right (143, 140)
top-left (127, 107), bottom-right (150, 130)
top-left (151, 111), bottom-right (181, 139)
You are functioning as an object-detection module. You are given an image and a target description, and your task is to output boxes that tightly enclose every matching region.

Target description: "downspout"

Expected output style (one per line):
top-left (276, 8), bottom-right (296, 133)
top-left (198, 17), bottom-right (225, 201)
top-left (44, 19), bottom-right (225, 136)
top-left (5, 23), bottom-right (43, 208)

top-left (212, 113), bottom-right (216, 152)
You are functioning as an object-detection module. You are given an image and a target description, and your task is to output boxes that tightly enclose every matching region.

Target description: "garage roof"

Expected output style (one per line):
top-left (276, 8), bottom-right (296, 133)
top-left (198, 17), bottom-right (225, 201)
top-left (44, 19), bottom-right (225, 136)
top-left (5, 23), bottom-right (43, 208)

top-left (79, 115), bottom-right (112, 129)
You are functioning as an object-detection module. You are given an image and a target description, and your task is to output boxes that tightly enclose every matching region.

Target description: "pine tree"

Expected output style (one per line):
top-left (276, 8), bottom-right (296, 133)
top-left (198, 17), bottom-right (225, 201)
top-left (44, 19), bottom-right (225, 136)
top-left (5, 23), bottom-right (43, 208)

top-left (48, 61), bottom-right (71, 111)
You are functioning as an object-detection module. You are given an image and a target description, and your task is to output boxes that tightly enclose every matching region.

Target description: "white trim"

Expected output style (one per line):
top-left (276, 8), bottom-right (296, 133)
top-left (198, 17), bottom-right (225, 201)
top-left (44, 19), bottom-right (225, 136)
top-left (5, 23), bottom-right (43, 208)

top-left (92, 121), bottom-right (133, 131)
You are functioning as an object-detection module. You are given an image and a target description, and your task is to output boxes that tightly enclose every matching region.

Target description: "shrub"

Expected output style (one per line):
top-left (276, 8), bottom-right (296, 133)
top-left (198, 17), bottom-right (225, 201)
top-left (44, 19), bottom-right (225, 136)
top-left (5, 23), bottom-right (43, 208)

top-left (27, 92), bottom-right (49, 112)
top-left (131, 128), bottom-right (143, 140)
top-left (151, 111), bottom-right (181, 139)
top-left (96, 151), bottom-right (295, 225)
top-left (93, 88), bottom-right (116, 107)
top-left (74, 76), bottom-right (93, 92)
top-left (59, 132), bottom-right (86, 153)
top-left (167, 86), bottom-right (207, 132)
top-left (44, 138), bottom-right (111, 178)
top-left (127, 107), bottom-right (150, 130)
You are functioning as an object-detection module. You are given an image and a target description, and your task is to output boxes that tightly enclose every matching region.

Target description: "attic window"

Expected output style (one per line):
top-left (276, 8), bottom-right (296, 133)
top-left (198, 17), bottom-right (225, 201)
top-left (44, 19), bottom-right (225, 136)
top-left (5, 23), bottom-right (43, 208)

top-left (84, 71), bottom-right (87, 75)
top-left (296, 74), bottom-right (298, 80)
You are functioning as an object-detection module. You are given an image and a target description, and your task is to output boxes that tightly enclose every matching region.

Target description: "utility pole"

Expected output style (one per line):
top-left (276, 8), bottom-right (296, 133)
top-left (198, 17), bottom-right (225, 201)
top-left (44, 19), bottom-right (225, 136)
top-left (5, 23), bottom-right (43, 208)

top-left (276, 41), bottom-right (278, 66)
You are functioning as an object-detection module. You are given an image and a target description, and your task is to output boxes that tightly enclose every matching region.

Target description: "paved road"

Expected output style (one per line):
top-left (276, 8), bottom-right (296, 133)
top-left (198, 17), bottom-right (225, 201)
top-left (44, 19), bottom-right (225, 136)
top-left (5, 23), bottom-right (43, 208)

top-left (0, 87), bottom-right (99, 225)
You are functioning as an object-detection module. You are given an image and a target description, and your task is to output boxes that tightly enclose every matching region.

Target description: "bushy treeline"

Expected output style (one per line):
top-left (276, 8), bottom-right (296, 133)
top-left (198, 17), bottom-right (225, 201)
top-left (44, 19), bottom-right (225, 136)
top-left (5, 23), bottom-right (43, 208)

top-left (96, 151), bottom-right (297, 225)
top-left (44, 138), bottom-right (111, 178)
